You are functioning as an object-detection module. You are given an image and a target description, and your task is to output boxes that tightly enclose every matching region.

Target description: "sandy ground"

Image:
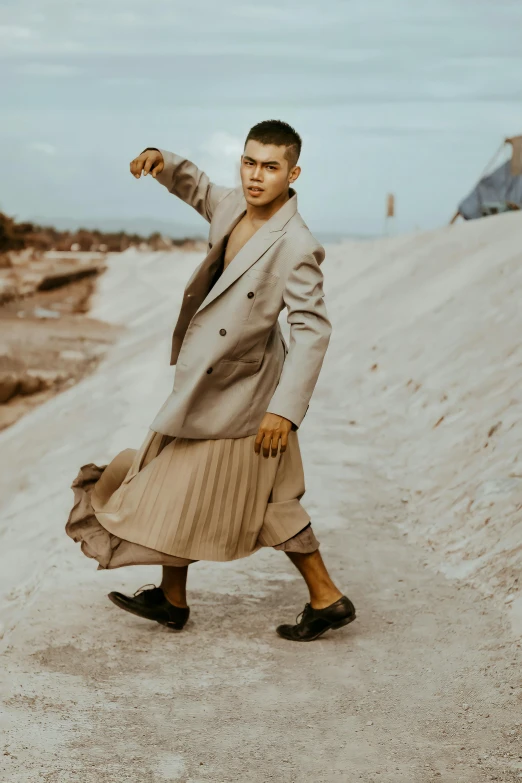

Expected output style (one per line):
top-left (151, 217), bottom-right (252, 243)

top-left (1, 218), bottom-right (521, 782)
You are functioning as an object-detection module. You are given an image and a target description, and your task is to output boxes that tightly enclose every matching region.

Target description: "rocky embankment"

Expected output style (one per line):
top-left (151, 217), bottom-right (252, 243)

top-left (0, 249), bottom-right (118, 430)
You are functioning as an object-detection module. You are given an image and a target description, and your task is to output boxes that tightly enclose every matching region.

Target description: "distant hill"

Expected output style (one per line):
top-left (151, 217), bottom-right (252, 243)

top-left (0, 212), bottom-right (200, 256)
top-left (30, 216), bottom-right (206, 240)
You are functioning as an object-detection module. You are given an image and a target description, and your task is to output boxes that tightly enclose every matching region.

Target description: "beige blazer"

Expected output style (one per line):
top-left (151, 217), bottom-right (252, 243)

top-left (148, 148), bottom-right (332, 440)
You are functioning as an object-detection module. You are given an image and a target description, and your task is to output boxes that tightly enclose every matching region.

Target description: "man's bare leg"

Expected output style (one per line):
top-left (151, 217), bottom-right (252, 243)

top-left (285, 550), bottom-right (343, 609)
top-left (160, 565), bottom-right (189, 608)
top-left (275, 549), bottom-right (355, 641)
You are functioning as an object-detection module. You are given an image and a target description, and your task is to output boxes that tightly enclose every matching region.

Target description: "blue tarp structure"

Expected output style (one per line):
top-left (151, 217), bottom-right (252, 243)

top-left (457, 136), bottom-right (522, 220)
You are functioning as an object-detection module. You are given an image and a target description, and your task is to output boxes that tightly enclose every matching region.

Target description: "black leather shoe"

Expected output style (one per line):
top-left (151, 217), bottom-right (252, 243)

top-left (108, 584), bottom-right (190, 630)
top-left (276, 595), bottom-right (356, 642)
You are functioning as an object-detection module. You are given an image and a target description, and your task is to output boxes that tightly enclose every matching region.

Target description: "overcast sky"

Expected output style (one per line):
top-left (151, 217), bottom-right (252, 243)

top-left (1, 0), bottom-right (522, 237)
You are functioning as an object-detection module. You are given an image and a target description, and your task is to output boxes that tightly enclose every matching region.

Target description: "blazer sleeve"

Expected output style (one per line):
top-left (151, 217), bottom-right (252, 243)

top-left (144, 147), bottom-right (233, 223)
top-left (266, 246), bottom-right (332, 429)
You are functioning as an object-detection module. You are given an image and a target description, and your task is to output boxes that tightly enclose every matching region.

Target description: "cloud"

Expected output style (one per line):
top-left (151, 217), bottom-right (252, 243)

top-left (200, 132), bottom-right (243, 187)
top-left (202, 131), bottom-right (243, 160)
top-left (0, 25), bottom-right (37, 40)
top-left (29, 142), bottom-right (57, 156)
top-left (0, 24), bottom-right (38, 46)
top-left (74, 10), bottom-right (149, 26)
top-left (17, 63), bottom-right (82, 77)
top-left (104, 76), bottom-right (150, 86)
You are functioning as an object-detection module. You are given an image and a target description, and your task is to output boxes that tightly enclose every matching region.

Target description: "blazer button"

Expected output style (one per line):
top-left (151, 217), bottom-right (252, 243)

top-left (208, 242), bottom-right (213, 249)
top-left (206, 367), bottom-right (213, 374)
top-left (219, 328), bottom-right (227, 336)
top-left (247, 291), bottom-right (254, 299)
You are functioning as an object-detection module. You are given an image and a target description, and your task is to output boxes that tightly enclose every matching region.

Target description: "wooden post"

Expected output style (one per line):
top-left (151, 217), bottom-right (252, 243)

top-left (449, 210), bottom-right (460, 225)
top-left (384, 193), bottom-right (395, 235)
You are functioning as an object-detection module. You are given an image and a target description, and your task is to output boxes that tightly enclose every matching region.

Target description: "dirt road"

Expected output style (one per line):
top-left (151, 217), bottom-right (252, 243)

top-left (1, 228), bottom-right (521, 782)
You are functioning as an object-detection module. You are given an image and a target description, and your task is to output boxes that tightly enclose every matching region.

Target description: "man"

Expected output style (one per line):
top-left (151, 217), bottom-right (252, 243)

top-left (66, 120), bottom-right (355, 642)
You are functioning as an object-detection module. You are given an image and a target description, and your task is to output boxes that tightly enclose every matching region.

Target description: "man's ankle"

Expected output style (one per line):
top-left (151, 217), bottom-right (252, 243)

top-left (161, 588), bottom-right (188, 609)
top-left (310, 589), bottom-right (343, 610)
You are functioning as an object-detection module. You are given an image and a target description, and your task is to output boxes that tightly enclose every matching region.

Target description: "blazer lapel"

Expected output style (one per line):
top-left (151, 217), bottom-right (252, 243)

top-left (181, 204), bottom-right (245, 303)
top-left (196, 189), bottom-right (298, 314)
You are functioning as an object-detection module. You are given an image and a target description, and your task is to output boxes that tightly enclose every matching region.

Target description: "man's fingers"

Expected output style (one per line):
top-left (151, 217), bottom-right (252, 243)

top-left (254, 428), bottom-right (288, 457)
top-left (130, 158), bottom-right (142, 178)
top-left (130, 150), bottom-right (164, 179)
top-left (262, 432), bottom-right (272, 459)
top-left (151, 159), bottom-right (164, 178)
top-left (280, 429), bottom-right (288, 454)
top-left (270, 430), bottom-right (281, 457)
top-left (254, 429), bottom-right (264, 454)
top-left (130, 154), bottom-right (146, 178)
top-left (255, 428), bottom-right (274, 457)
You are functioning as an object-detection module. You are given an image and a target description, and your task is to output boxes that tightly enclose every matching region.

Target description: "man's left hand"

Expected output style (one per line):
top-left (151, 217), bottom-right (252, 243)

top-left (254, 413), bottom-right (293, 458)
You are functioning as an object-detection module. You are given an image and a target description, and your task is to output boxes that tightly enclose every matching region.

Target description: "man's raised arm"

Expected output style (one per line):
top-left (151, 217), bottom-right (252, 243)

top-left (129, 148), bottom-right (233, 223)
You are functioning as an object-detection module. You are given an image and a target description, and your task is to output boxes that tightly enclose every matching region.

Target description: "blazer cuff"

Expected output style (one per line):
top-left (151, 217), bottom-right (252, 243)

top-left (266, 399), bottom-right (310, 431)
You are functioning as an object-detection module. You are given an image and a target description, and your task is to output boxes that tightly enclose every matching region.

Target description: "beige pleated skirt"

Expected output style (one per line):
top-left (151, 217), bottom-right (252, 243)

top-left (66, 428), bottom-right (319, 570)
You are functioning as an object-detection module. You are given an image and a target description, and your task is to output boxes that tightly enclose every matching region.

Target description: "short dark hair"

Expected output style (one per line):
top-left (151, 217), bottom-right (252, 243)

top-left (245, 119), bottom-right (302, 168)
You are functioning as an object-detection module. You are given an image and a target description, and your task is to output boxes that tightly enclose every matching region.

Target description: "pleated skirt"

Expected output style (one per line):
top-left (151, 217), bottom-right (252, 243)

top-left (66, 428), bottom-right (317, 569)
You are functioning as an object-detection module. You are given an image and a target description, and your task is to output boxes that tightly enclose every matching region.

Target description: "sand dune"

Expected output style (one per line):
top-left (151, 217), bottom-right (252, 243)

top-left (321, 211), bottom-right (522, 630)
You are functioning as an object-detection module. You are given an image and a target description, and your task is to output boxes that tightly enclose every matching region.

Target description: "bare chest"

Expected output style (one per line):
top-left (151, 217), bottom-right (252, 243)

top-left (223, 217), bottom-right (259, 269)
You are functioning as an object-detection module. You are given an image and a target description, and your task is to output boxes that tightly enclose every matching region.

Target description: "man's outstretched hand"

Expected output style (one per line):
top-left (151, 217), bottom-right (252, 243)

top-left (130, 149), bottom-right (164, 179)
top-left (254, 413), bottom-right (293, 458)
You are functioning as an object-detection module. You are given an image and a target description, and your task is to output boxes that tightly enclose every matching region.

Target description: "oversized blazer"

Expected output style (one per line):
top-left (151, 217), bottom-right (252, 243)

top-left (148, 148), bottom-right (332, 440)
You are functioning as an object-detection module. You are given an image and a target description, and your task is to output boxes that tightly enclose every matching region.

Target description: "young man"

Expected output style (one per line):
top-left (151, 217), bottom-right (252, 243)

top-left (66, 120), bottom-right (355, 642)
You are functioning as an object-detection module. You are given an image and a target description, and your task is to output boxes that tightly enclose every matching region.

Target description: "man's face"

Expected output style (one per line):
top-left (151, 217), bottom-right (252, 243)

top-left (240, 139), bottom-right (299, 207)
